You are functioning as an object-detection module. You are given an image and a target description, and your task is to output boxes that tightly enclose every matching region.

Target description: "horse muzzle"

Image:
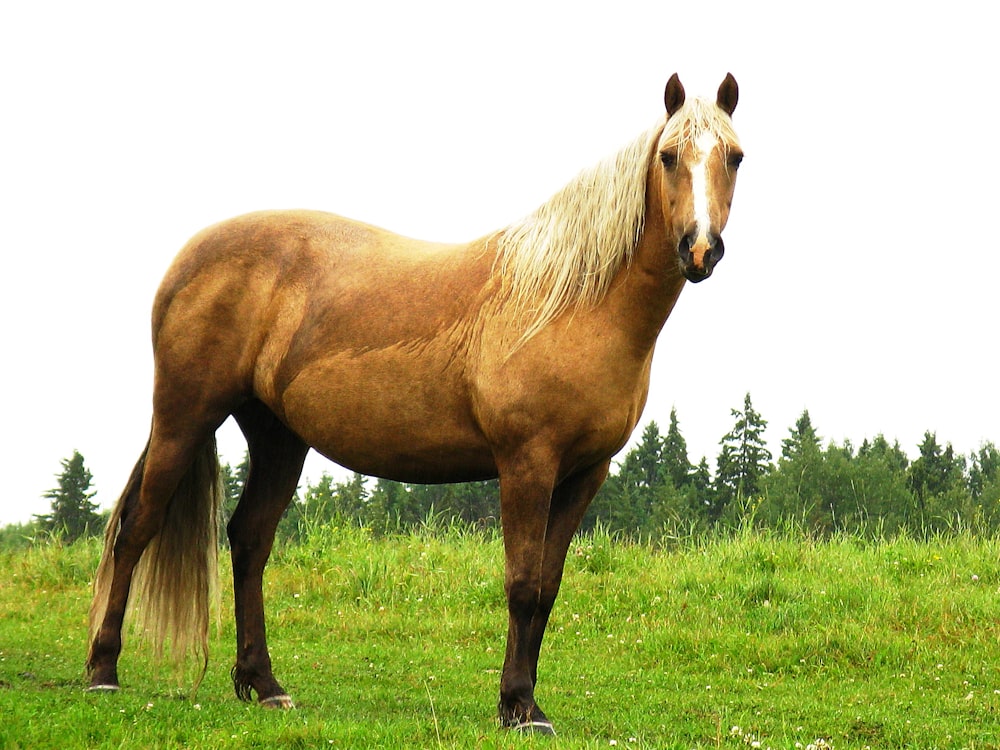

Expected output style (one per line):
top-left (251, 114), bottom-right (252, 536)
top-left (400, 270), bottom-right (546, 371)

top-left (677, 232), bottom-right (724, 283)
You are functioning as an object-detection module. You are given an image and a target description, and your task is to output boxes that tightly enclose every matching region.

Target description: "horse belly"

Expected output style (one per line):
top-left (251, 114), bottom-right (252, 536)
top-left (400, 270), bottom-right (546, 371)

top-left (276, 351), bottom-right (496, 483)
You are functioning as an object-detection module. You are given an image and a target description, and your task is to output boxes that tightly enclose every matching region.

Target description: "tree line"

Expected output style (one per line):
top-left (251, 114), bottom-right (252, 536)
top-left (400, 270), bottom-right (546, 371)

top-left (9, 392), bottom-right (1000, 549)
top-left (229, 392), bottom-right (1000, 541)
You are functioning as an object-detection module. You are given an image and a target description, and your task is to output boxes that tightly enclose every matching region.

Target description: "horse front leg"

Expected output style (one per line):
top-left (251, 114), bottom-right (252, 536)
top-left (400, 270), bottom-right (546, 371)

top-left (228, 403), bottom-right (308, 707)
top-left (525, 461), bottom-right (611, 687)
top-left (496, 450), bottom-right (559, 734)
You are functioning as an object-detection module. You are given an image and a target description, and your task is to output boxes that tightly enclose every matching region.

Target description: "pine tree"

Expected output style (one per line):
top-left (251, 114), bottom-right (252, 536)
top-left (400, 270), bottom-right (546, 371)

top-left (858, 435), bottom-right (910, 473)
top-left (618, 421), bottom-right (666, 492)
top-left (781, 410), bottom-right (821, 461)
top-left (907, 432), bottom-right (965, 511)
top-left (763, 410), bottom-right (824, 529)
top-left (38, 450), bottom-right (101, 542)
top-left (662, 408), bottom-right (694, 488)
top-left (368, 478), bottom-right (422, 532)
top-left (220, 451), bottom-right (250, 524)
top-left (714, 393), bottom-right (772, 523)
top-left (688, 457), bottom-right (715, 522)
top-left (969, 443), bottom-right (1000, 500)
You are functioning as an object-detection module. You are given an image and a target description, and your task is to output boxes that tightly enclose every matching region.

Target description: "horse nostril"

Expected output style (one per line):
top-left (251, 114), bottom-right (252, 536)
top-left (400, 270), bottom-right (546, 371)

top-left (708, 236), bottom-right (725, 266)
top-left (677, 234), bottom-right (695, 264)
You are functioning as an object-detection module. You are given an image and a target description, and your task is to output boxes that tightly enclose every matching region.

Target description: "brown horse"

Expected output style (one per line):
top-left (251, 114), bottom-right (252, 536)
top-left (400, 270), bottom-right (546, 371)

top-left (86, 73), bottom-right (742, 734)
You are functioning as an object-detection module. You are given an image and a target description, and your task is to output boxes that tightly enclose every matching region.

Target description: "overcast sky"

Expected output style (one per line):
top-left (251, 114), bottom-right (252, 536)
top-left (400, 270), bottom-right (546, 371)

top-left (2, 2), bottom-right (996, 525)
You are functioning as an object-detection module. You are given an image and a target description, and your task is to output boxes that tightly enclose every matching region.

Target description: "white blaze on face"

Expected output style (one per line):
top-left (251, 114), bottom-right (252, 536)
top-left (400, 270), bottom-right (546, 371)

top-left (690, 130), bottom-right (719, 243)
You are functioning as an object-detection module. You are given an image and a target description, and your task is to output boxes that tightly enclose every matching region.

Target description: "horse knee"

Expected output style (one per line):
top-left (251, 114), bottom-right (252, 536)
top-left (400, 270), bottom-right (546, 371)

top-left (505, 574), bottom-right (541, 614)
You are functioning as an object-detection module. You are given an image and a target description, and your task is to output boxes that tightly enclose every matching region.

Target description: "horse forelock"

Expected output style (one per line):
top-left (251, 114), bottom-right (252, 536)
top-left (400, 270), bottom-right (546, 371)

top-left (658, 96), bottom-right (740, 155)
top-left (496, 123), bottom-right (664, 347)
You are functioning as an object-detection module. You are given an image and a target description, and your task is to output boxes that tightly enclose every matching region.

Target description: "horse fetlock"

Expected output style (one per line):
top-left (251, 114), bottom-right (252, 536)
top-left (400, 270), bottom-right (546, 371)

top-left (86, 646), bottom-right (121, 691)
top-left (231, 662), bottom-right (288, 706)
top-left (498, 698), bottom-right (553, 735)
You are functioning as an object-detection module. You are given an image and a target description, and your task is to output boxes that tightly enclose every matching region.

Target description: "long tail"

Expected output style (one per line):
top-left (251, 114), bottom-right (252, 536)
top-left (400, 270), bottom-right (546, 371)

top-left (88, 437), bottom-right (223, 687)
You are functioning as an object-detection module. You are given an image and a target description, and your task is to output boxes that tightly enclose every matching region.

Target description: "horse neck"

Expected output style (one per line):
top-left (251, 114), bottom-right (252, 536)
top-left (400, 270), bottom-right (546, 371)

top-left (602, 168), bottom-right (687, 353)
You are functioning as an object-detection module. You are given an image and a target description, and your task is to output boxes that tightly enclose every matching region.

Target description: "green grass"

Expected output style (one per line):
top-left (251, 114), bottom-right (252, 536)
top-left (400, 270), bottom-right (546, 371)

top-left (3, 525), bottom-right (1000, 748)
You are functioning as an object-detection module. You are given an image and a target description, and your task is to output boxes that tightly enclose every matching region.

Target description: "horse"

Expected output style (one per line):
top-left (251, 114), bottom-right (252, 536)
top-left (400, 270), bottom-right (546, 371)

top-left (86, 72), bottom-right (742, 734)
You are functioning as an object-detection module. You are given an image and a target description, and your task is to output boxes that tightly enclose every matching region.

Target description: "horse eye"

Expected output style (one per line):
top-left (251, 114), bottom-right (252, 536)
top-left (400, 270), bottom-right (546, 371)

top-left (728, 153), bottom-right (744, 170)
top-left (660, 151), bottom-right (678, 169)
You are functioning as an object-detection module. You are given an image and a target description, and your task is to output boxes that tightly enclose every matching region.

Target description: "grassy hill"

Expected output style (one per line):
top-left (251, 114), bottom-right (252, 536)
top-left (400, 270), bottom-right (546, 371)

top-left (3, 524), bottom-right (1000, 748)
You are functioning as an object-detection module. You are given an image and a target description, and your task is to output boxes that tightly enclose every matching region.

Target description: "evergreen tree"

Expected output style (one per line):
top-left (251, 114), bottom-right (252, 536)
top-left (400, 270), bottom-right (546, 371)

top-left (299, 471), bottom-right (369, 528)
top-left (368, 478), bottom-right (423, 532)
top-left (409, 480), bottom-right (500, 527)
top-left (907, 432), bottom-right (965, 509)
top-left (585, 421), bottom-right (675, 534)
top-left (907, 432), bottom-right (970, 531)
top-left (714, 393), bottom-right (772, 524)
top-left (220, 451), bottom-right (250, 524)
top-left (687, 457), bottom-right (715, 523)
top-left (661, 408), bottom-right (694, 488)
top-left (38, 450), bottom-right (101, 542)
top-left (858, 435), bottom-right (910, 474)
top-left (969, 443), bottom-right (1000, 500)
top-left (781, 410), bottom-right (821, 460)
top-left (612, 421), bottom-right (670, 532)
top-left (763, 410), bottom-right (824, 529)
top-left (850, 438), bottom-right (917, 535)
top-left (618, 422), bottom-right (666, 492)
top-left (337, 472), bottom-right (370, 521)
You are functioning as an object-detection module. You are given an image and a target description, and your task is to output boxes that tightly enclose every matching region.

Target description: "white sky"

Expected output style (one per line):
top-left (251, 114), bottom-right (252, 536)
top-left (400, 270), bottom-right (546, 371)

top-left (2, 1), bottom-right (997, 525)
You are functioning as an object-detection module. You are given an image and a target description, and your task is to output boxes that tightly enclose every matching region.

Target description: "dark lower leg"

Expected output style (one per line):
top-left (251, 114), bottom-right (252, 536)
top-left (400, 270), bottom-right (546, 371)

top-left (502, 461), bottom-right (610, 727)
top-left (495, 455), bottom-right (559, 729)
top-left (86, 466), bottom-right (182, 688)
top-left (229, 402), bottom-right (307, 705)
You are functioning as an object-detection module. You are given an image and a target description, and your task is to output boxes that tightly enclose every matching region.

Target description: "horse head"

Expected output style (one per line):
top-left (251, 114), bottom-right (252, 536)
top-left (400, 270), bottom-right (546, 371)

top-left (656, 73), bottom-right (742, 282)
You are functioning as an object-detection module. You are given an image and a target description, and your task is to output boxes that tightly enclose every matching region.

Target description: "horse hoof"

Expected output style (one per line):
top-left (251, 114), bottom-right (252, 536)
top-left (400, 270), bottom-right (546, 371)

top-left (259, 694), bottom-right (295, 709)
top-left (87, 684), bottom-right (121, 693)
top-left (510, 719), bottom-right (556, 736)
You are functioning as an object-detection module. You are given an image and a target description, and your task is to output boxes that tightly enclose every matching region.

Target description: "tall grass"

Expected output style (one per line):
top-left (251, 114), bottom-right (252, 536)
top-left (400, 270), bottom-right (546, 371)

top-left (3, 524), bottom-right (1000, 748)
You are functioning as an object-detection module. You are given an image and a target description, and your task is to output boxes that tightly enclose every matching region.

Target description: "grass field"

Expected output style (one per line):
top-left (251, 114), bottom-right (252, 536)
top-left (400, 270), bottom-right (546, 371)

top-left (3, 523), bottom-right (1000, 749)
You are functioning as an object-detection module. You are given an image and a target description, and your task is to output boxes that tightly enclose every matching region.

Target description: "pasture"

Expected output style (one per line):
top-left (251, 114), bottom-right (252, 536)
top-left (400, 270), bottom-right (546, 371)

top-left (3, 524), bottom-right (1000, 748)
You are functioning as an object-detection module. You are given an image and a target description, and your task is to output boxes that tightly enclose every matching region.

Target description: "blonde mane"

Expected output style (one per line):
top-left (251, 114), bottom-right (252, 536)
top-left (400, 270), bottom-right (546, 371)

top-left (496, 125), bottom-right (661, 346)
top-left (496, 96), bottom-right (739, 347)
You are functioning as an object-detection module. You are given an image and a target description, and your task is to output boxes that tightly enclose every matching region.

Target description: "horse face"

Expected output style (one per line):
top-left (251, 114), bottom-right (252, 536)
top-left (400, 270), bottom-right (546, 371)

top-left (657, 73), bottom-right (742, 283)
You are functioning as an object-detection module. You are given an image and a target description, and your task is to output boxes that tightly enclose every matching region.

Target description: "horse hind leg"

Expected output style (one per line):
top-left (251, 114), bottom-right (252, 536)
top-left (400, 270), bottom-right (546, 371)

top-left (87, 424), bottom-right (224, 693)
top-left (87, 448), bottom-right (147, 690)
top-left (228, 400), bottom-right (308, 708)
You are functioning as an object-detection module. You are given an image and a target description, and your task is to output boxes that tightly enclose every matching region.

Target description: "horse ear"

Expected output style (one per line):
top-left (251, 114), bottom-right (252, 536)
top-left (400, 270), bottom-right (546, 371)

top-left (664, 73), bottom-right (686, 116)
top-left (716, 73), bottom-right (739, 116)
